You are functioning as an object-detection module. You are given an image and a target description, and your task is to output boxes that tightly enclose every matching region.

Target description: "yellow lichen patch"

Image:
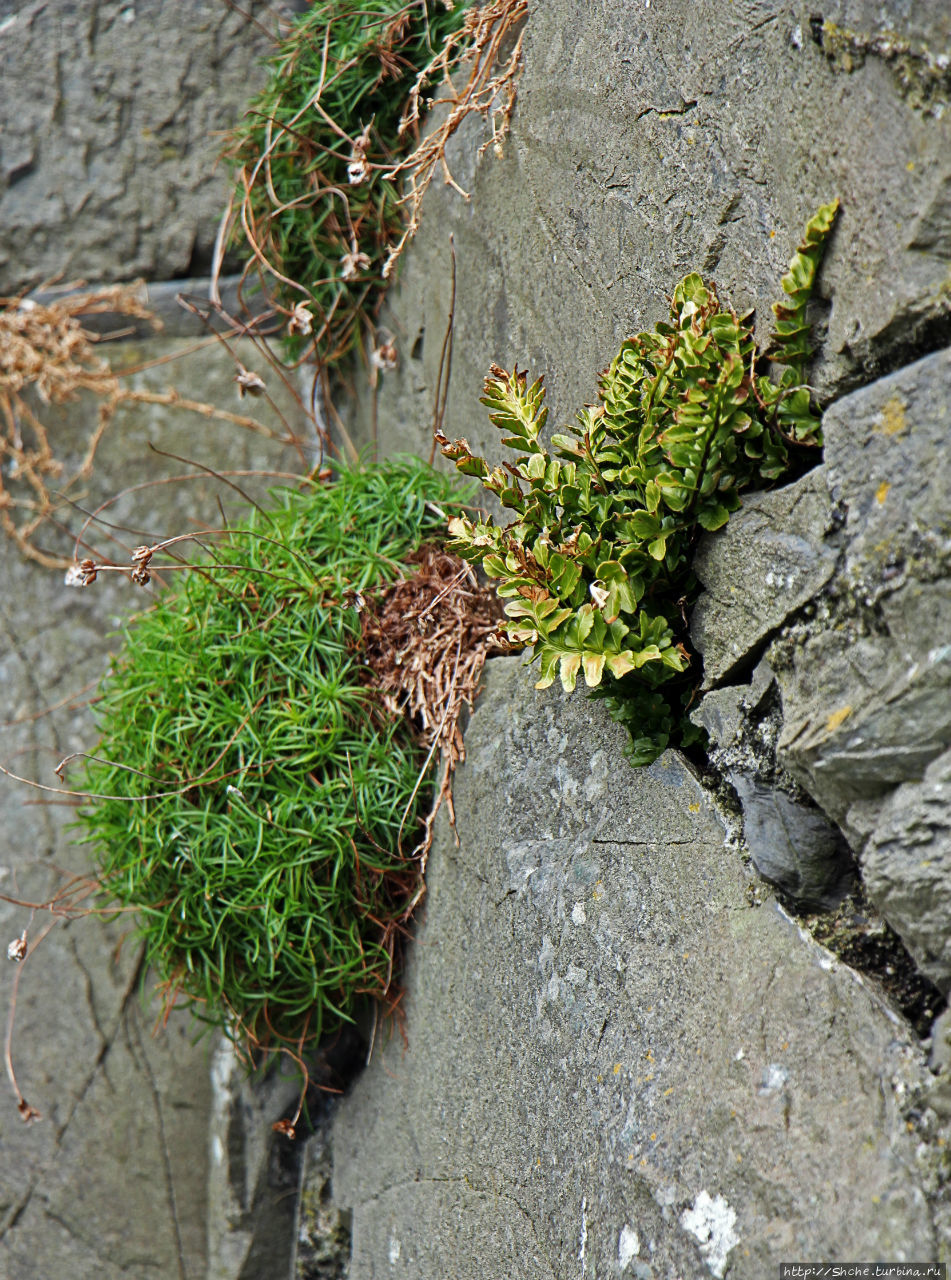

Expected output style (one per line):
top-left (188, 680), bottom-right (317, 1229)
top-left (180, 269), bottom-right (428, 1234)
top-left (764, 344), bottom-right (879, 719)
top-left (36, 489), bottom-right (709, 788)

top-left (875, 480), bottom-right (891, 505)
top-left (875, 395), bottom-right (907, 436)
top-left (826, 705), bottom-right (852, 732)
top-left (688, 801), bottom-right (701, 812)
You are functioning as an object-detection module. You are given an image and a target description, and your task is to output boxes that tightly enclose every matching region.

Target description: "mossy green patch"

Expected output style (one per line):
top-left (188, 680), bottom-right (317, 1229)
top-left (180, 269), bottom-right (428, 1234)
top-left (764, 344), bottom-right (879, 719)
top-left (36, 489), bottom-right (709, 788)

top-left (77, 458), bottom-right (465, 1053)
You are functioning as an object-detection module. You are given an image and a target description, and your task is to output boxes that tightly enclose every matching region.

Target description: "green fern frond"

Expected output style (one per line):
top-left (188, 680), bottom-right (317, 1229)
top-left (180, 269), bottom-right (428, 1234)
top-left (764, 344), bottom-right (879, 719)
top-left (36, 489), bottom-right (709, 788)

top-left (442, 204), bottom-right (839, 764)
top-left (769, 198), bottom-right (840, 381)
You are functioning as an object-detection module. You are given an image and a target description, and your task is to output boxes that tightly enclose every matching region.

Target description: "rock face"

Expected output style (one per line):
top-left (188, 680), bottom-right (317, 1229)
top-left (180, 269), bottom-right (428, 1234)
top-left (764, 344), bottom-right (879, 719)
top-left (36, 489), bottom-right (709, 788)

top-left (775, 348), bottom-right (951, 826)
top-left (695, 347), bottom-right (951, 990)
top-left (690, 474), bottom-right (838, 689)
top-left (1, 0), bottom-right (950, 1273)
top-left (303, 0), bottom-right (951, 1270)
top-left (0, 1), bottom-right (289, 294)
top-left (329, 660), bottom-right (940, 1277)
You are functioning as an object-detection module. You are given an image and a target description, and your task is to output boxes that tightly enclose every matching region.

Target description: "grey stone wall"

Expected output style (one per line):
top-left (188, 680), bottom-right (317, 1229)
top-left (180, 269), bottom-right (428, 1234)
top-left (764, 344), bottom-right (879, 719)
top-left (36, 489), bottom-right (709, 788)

top-left (0, 1), bottom-right (294, 294)
top-left (2, 0), bottom-right (951, 1275)
top-left (316, 0), bottom-right (951, 1273)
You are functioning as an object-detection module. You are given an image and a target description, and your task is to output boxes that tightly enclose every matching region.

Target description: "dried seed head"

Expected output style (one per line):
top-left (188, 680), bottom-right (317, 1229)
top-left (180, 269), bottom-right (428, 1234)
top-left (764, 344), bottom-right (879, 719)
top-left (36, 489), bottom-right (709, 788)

top-left (235, 367), bottom-right (266, 398)
top-left (347, 124), bottom-right (373, 185)
top-left (131, 545), bottom-right (153, 568)
top-left (17, 1098), bottom-right (42, 1124)
top-left (370, 341), bottom-right (398, 373)
top-left (130, 566), bottom-right (151, 587)
top-left (340, 250), bottom-right (371, 281)
top-left (347, 157), bottom-right (370, 185)
top-left (7, 931), bottom-right (27, 962)
top-left (287, 302), bottom-right (314, 337)
top-left (72, 558), bottom-right (98, 586)
top-left (272, 1118), bottom-right (296, 1139)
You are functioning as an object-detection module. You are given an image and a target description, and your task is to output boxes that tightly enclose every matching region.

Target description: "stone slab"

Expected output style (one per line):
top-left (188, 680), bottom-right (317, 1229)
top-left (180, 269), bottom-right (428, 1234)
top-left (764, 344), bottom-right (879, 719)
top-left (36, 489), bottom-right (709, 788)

top-left (773, 346), bottom-right (951, 823)
top-left (691, 472), bottom-right (838, 688)
top-left (0, 1), bottom-right (294, 294)
top-left (341, 0), bottom-right (951, 466)
top-left (330, 657), bottom-right (942, 1277)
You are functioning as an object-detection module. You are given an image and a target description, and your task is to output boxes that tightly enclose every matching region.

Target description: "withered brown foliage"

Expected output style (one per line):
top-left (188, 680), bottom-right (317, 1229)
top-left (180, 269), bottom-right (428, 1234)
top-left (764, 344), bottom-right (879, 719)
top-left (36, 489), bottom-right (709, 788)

top-left (383, 0), bottom-right (528, 278)
top-left (0, 285), bottom-right (301, 568)
top-left (360, 544), bottom-right (502, 857)
top-left (0, 284), bottom-right (157, 567)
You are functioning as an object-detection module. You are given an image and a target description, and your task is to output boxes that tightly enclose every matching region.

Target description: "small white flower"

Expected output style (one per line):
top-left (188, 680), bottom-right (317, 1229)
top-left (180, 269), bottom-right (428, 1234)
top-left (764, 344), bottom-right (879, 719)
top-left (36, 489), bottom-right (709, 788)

top-left (590, 582), bottom-right (610, 610)
top-left (7, 931), bottom-right (27, 962)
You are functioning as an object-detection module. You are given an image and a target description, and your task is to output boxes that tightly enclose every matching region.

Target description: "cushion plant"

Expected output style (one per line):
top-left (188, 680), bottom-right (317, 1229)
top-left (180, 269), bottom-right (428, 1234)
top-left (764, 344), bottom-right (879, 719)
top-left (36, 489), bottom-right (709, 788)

top-left (77, 458), bottom-right (465, 1056)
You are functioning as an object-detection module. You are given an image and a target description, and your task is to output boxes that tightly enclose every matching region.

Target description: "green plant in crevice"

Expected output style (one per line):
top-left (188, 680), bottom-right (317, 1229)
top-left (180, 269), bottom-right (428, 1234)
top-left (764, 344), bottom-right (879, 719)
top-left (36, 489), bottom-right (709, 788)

top-left (439, 201), bottom-right (840, 764)
top-left (75, 458), bottom-right (467, 1056)
top-left (225, 0), bottom-right (467, 363)
top-left (223, 0), bottom-right (527, 374)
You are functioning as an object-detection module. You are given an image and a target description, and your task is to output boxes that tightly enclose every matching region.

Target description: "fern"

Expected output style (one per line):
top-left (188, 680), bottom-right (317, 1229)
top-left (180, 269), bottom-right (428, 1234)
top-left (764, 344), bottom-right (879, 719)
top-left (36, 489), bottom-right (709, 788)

top-left (439, 202), bottom-right (839, 762)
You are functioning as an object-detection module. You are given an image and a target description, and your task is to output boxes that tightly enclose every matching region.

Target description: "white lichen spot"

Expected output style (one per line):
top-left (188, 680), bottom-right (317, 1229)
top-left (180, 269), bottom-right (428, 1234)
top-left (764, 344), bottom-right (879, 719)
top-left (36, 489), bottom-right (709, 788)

top-left (388, 1235), bottom-right (401, 1264)
top-left (791, 24), bottom-right (803, 49)
top-left (679, 1190), bottom-right (740, 1278)
top-left (618, 1223), bottom-right (641, 1268)
top-left (758, 1063), bottom-right (789, 1095)
top-left (571, 902), bottom-right (587, 926)
top-left (578, 1196), bottom-right (588, 1270)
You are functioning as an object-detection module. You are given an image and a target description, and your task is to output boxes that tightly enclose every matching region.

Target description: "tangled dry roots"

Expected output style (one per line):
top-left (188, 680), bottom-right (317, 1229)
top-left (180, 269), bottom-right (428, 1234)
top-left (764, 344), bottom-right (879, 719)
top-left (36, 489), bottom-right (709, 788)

top-left (0, 284), bottom-right (157, 567)
top-left (360, 544), bottom-right (502, 851)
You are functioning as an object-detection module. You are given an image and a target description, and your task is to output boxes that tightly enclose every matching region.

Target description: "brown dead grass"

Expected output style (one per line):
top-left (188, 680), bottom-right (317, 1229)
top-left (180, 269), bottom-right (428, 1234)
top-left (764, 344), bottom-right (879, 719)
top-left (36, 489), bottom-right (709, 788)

top-left (360, 543), bottom-right (502, 871)
top-left (382, 0), bottom-right (528, 278)
top-left (0, 285), bottom-right (304, 568)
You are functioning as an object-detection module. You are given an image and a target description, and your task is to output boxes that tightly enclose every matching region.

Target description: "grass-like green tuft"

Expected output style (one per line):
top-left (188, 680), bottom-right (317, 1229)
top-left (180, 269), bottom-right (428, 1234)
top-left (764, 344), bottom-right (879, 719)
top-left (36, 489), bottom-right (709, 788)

top-left (224, 0), bottom-right (468, 365)
top-left (77, 458), bottom-right (465, 1055)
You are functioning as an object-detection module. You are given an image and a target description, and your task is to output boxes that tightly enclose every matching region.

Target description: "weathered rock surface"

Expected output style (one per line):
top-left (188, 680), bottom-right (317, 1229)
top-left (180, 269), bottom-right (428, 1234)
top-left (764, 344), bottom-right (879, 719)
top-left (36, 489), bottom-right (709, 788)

top-left (692, 669), bottom-right (858, 909)
top-left (773, 346), bottom-right (951, 826)
top-left (0, 327), bottom-right (308, 1280)
top-left (207, 1041), bottom-right (306, 1280)
top-left (862, 750), bottom-right (951, 992)
top-left (0, 1), bottom-right (290, 294)
top-left (343, 0), bottom-right (951, 459)
top-left (691, 473), bottom-right (838, 688)
top-left (308, 1), bottom-right (951, 1271)
top-left (328, 658), bottom-right (942, 1276)
top-left (691, 347), bottom-right (951, 1001)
